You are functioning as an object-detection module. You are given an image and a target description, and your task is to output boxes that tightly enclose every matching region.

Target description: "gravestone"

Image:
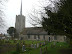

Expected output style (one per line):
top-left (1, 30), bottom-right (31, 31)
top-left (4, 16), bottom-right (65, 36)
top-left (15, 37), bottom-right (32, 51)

top-left (22, 45), bottom-right (26, 51)
top-left (34, 44), bottom-right (36, 48)
top-left (53, 42), bottom-right (56, 46)
top-left (31, 44), bottom-right (34, 48)
top-left (43, 42), bottom-right (45, 46)
top-left (37, 43), bottom-right (39, 48)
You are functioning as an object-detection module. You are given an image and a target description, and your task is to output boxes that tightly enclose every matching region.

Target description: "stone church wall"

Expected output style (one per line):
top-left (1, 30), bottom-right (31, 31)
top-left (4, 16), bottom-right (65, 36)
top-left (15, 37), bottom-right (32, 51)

top-left (19, 34), bottom-right (66, 42)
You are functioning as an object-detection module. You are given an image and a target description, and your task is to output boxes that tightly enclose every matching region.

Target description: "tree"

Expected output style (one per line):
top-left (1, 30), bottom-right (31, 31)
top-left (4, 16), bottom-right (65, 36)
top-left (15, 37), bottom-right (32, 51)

top-left (7, 27), bottom-right (16, 39)
top-left (42, 0), bottom-right (72, 46)
top-left (0, 0), bottom-right (7, 27)
top-left (29, 0), bottom-right (56, 27)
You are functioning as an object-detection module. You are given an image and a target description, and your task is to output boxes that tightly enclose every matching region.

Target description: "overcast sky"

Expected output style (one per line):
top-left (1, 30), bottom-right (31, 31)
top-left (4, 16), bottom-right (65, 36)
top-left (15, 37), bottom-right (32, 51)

top-left (0, 0), bottom-right (53, 34)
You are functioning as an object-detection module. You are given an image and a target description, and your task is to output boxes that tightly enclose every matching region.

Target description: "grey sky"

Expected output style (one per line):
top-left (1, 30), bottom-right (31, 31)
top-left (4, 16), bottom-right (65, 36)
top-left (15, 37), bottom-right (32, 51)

top-left (0, 0), bottom-right (54, 34)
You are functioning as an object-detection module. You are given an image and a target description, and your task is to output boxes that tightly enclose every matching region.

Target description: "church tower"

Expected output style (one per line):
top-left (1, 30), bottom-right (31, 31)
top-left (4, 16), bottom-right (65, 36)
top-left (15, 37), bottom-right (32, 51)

top-left (15, 0), bottom-right (25, 34)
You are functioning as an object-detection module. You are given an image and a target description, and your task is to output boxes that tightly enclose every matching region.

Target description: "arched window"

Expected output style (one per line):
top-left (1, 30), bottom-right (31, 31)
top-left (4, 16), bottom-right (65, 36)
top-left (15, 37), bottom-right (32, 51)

top-left (38, 35), bottom-right (40, 39)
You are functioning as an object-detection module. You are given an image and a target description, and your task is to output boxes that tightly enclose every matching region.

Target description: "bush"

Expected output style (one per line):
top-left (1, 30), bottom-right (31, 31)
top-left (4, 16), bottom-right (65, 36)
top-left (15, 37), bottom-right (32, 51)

top-left (11, 51), bottom-right (19, 54)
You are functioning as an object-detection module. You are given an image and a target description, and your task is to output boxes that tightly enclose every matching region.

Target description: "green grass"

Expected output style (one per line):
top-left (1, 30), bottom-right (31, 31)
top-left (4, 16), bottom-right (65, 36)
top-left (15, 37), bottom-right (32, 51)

top-left (24, 40), bottom-right (44, 44)
top-left (20, 42), bottom-right (69, 54)
top-left (1, 40), bottom-right (69, 54)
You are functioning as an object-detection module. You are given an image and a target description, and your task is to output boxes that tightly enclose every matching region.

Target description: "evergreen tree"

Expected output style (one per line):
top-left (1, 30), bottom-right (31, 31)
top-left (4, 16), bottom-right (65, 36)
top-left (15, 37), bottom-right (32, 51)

top-left (7, 27), bottom-right (16, 39)
top-left (42, 0), bottom-right (72, 45)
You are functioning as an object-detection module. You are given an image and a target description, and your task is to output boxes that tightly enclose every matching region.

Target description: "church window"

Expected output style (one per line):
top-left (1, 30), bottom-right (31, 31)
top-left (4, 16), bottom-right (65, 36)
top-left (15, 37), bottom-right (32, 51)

top-left (34, 35), bottom-right (36, 39)
top-left (49, 37), bottom-right (50, 41)
top-left (54, 36), bottom-right (57, 40)
top-left (43, 35), bottom-right (45, 40)
top-left (64, 36), bottom-right (66, 41)
top-left (28, 35), bottom-right (30, 39)
top-left (38, 35), bottom-right (40, 39)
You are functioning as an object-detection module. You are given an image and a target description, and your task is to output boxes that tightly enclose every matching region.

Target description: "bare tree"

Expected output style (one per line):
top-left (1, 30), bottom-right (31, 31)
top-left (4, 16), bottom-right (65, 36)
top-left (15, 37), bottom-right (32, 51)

top-left (28, 0), bottom-right (60, 27)
top-left (29, 0), bottom-right (59, 27)
top-left (0, 0), bottom-right (7, 28)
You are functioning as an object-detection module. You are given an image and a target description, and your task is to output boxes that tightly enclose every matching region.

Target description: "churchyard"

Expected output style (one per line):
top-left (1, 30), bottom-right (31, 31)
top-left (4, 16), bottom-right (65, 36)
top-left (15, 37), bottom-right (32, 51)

top-left (0, 40), bottom-right (72, 54)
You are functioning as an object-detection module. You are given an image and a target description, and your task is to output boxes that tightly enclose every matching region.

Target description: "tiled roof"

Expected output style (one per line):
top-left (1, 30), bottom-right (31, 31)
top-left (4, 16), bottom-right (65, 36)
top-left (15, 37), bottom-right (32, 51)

top-left (21, 27), bottom-right (47, 35)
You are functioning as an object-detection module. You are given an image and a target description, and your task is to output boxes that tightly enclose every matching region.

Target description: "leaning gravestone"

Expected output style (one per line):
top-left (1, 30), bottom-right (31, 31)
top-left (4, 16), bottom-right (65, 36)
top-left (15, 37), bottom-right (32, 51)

top-left (37, 43), bottom-right (39, 48)
top-left (22, 45), bottom-right (26, 51)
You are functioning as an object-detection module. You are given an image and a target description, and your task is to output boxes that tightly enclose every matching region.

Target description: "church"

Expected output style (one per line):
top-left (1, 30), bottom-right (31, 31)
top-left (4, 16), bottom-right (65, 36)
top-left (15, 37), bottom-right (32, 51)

top-left (15, 0), bottom-right (66, 42)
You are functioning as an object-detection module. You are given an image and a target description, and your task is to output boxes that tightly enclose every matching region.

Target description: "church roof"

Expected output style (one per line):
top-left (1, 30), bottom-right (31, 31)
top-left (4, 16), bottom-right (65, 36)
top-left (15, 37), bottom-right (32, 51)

top-left (21, 27), bottom-right (48, 35)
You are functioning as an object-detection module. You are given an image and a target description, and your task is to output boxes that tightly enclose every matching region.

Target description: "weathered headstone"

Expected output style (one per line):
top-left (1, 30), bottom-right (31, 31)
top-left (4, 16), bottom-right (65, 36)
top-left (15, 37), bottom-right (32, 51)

top-left (34, 44), bottom-right (36, 48)
top-left (37, 43), bottom-right (39, 48)
top-left (22, 45), bottom-right (26, 51)
top-left (31, 44), bottom-right (34, 48)
top-left (60, 45), bottom-right (61, 47)
top-left (43, 42), bottom-right (45, 46)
